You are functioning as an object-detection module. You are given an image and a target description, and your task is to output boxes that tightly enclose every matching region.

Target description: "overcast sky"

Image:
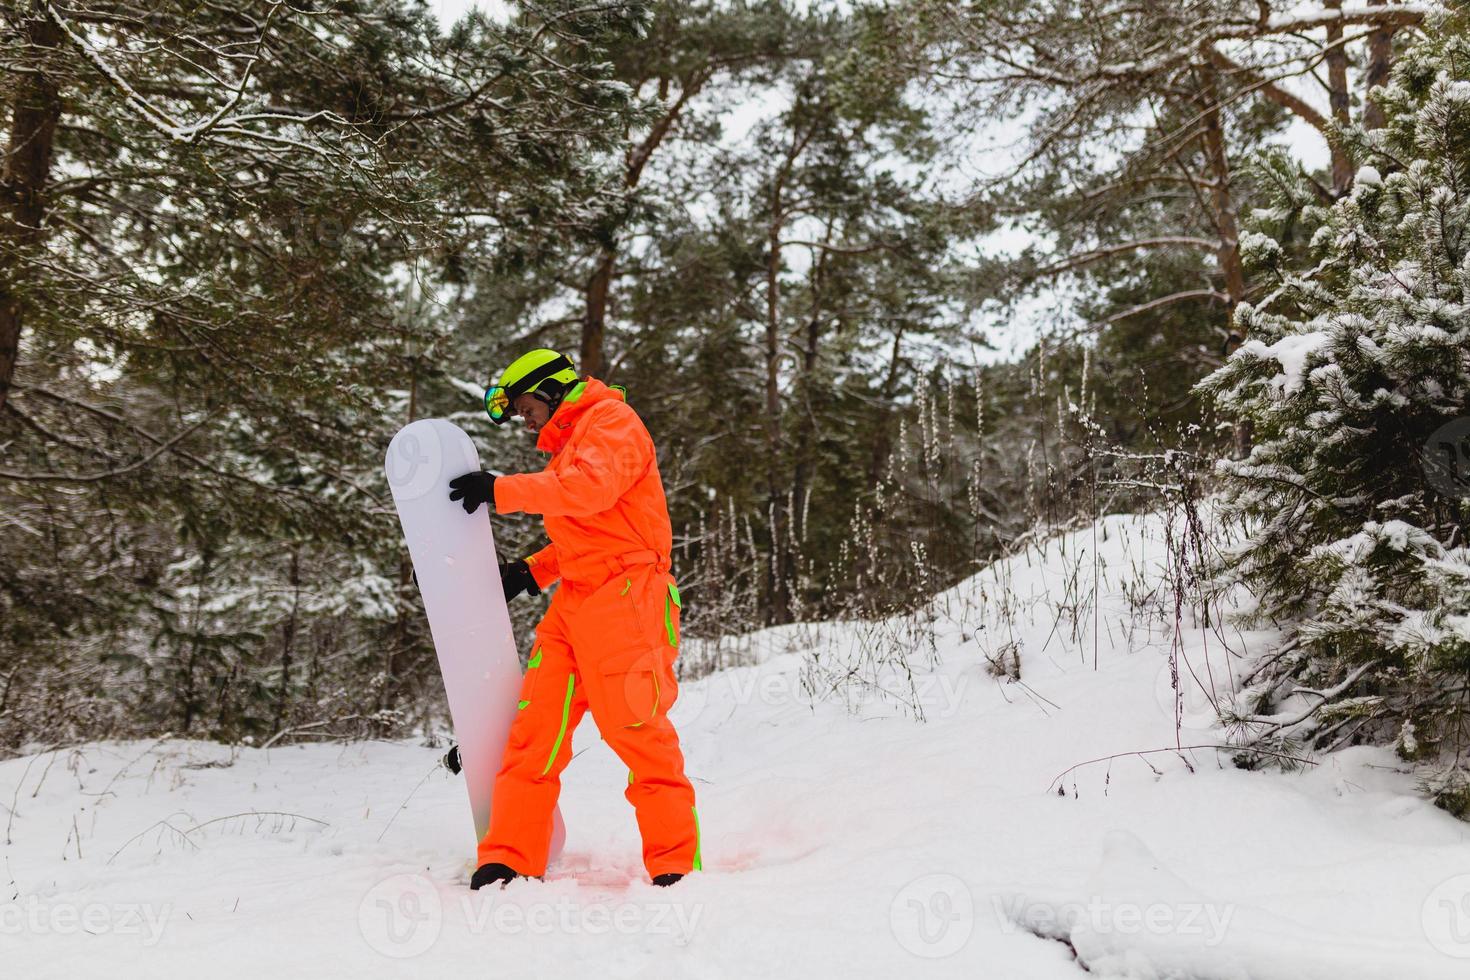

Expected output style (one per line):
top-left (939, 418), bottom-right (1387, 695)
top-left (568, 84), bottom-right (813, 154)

top-left (429, 0), bottom-right (495, 24)
top-left (416, 0), bottom-right (1330, 364)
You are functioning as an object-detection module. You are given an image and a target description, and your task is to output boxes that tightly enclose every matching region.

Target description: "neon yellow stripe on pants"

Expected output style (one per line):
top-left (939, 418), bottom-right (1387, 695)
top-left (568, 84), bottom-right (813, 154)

top-left (541, 674), bottom-right (575, 776)
top-left (691, 805), bottom-right (702, 871)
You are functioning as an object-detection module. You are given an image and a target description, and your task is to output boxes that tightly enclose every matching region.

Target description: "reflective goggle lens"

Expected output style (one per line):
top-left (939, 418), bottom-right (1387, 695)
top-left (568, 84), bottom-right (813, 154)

top-left (485, 385), bottom-right (510, 420)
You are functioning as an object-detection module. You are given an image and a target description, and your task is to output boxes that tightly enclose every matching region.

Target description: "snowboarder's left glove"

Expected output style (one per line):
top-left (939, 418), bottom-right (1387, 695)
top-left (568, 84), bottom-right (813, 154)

top-left (499, 560), bottom-right (541, 602)
top-left (444, 744), bottom-right (461, 774)
top-left (448, 469), bottom-right (495, 514)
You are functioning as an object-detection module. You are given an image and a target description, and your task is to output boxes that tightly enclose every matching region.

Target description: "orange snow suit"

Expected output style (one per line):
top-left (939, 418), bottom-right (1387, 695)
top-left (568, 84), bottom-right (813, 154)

top-left (477, 377), bottom-right (701, 879)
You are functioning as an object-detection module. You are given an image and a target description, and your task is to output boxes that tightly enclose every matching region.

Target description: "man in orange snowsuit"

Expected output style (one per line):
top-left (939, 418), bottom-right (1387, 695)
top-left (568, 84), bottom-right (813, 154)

top-left (446, 349), bottom-right (700, 889)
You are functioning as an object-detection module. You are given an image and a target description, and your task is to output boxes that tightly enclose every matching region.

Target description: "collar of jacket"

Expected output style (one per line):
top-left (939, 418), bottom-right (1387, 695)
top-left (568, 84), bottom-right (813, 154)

top-left (534, 377), bottom-right (623, 454)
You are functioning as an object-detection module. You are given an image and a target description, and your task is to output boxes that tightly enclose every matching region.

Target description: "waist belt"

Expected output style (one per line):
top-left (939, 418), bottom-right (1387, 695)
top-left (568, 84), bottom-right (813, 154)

top-left (559, 549), bottom-right (670, 584)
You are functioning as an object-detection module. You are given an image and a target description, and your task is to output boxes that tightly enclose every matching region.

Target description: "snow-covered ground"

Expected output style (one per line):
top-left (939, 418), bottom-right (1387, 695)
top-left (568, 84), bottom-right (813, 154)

top-left (6, 514), bottom-right (1469, 978)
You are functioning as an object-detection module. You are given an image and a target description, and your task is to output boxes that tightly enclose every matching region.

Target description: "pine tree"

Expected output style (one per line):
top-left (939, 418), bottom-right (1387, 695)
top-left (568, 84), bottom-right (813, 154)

top-left (1198, 13), bottom-right (1470, 815)
top-left (0, 0), bottom-right (645, 747)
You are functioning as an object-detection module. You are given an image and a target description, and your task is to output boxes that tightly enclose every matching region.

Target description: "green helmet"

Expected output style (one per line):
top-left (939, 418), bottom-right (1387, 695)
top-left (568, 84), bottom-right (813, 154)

top-left (484, 349), bottom-right (578, 425)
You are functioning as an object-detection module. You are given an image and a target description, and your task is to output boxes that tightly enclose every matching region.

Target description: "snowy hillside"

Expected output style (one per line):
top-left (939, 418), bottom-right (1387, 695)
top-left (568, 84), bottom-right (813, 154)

top-left (6, 514), bottom-right (1469, 978)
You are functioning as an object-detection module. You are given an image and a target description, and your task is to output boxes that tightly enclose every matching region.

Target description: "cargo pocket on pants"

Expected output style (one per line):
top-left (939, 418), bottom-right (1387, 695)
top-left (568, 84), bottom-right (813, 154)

top-left (599, 647), bottom-right (661, 729)
top-left (577, 575), bottom-right (662, 730)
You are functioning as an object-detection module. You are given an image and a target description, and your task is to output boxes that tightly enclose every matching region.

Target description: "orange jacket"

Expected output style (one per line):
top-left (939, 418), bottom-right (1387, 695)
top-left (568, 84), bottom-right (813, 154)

top-left (493, 378), bottom-right (673, 588)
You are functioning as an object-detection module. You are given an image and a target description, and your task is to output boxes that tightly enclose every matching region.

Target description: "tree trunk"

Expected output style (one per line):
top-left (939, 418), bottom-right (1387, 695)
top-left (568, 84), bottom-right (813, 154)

top-left (579, 72), bottom-right (708, 381)
top-left (581, 245), bottom-right (615, 378)
top-left (1363, 0), bottom-right (1395, 130)
top-left (764, 195), bottom-right (789, 625)
top-left (1199, 109), bottom-right (1246, 309)
top-left (757, 124), bottom-right (817, 625)
top-left (275, 549), bottom-right (301, 733)
top-left (1325, 0), bottom-right (1354, 194)
top-left (381, 357), bottom-right (420, 717)
top-left (0, 6), bottom-right (63, 414)
top-left (1198, 69), bottom-right (1252, 457)
top-left (790, 243), bottom-right (829, 550)
top-left (866, 327), bottom-right (904, 489)
top-left (178, 550), bottom-right (213, 734)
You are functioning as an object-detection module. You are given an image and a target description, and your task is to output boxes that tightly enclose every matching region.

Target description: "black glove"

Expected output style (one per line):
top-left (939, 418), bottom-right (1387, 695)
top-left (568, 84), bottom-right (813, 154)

top-left (499, 559), bottom-right (541, 602)
top-left (444, 744), bottom-right (461, 775)
top-left (448, 470), bottom-right (495, 514)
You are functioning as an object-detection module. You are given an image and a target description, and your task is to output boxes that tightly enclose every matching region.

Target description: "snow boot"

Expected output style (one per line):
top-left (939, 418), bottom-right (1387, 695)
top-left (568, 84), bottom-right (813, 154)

top-left (651, 873), bottom-right (684, 887)
top-left (471, 862), bottom-right (520, 890)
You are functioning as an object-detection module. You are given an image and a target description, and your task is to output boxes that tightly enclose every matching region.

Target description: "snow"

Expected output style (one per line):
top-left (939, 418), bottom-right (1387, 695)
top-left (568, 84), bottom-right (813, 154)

top-left (6, 514), bottom-right (1469, 977)
top-left (1236, 330), bottom-right (1331, 395)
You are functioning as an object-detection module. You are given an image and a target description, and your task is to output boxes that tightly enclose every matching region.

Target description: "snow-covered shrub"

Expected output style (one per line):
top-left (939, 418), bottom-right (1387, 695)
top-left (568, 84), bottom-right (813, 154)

top-left (1197, 18), bottom-right (1470, 816)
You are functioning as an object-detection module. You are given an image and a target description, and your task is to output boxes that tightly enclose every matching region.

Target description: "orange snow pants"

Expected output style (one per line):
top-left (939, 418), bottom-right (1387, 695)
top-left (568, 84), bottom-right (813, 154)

top-left (476, 559), bottom-right (701, 879)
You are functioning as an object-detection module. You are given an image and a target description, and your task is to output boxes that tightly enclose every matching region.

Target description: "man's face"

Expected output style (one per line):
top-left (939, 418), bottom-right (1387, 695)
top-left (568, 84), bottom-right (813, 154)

top-left (513, 393), bottom-right (551, 433)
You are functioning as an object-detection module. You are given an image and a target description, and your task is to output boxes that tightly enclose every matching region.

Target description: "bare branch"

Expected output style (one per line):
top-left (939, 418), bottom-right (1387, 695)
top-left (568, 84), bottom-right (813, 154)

top-left (1034, 236), bottom-right (1221, 277)
top-left (1204, 45), bottom-right (1330, 134)
top-left (1101, 288), bottom-right (1231, 323)
top-left (0, 411), bottom-right (217, 482)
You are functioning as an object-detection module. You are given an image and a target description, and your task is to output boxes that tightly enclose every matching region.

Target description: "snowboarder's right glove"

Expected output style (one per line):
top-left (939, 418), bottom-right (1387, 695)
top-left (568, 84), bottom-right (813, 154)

top-left (499, 559), bottom-right (541, 602)
top-left (443, 744), bottom-right (462, 774)
top-left (448, 469), bottom-right (495, 514)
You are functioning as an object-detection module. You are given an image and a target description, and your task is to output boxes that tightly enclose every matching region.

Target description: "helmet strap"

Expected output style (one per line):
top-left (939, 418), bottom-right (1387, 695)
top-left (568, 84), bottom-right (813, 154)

top-left (532, 378), bottom-right (570, 417)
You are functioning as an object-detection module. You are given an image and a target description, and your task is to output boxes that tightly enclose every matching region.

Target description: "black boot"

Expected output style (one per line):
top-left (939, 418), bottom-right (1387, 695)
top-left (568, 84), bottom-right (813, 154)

top-left (471, 862), bottom-right (520, 890)
top-left (651, 872), bottom-right (684, 887)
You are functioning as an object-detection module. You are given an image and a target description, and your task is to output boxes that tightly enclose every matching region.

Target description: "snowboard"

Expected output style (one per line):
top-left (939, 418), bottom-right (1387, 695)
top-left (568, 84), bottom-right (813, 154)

top-left (384, 418), bottom-right (565, 865)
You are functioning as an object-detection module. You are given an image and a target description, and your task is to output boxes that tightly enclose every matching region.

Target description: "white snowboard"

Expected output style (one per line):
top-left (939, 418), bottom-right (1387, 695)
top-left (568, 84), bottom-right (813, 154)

top-left (384, 418), bottom-right (565, 865)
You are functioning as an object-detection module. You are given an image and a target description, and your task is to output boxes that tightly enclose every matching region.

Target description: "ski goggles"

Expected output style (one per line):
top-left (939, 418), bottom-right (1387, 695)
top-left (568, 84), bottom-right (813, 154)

top-left (485, 385), bottom-right (512, 422)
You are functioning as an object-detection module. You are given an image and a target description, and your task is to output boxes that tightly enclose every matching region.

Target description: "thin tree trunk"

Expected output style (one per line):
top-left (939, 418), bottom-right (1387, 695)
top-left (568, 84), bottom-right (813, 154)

top-left (764, 190), bottom-right (788, 625)
top-left (1199, 109), bottom-right (1246, 308)
top-left (179, 550), bottom-right (213, 733)
top-left (761, 123), bottom-right (819, 625)
top-left (579, 71), bottom-right (709, 379)
top-left (1363, 0), bottom-right (1395, 130)
top-left (866, 327), bottom-right (904, 489)
top-left (275, 549), bottom-right (301, 733)
top-left (0, 6), bottom-right (62, 414)
top-left (581, 245), bottom-right (615, 378)
top-left (1324, 0), bottom-right (1354, 194)
top-left (384, 359), bottom-right (419, 717)
top-left (790, 239), bottom-right (830, 548)
top-left (1197, 68), bottom-right (1252, 457)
